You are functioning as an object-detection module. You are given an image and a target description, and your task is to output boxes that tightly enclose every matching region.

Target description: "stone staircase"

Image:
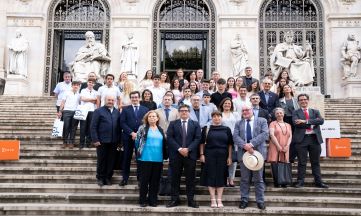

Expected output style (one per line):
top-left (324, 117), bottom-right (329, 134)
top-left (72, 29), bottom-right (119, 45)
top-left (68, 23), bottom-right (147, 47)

top-left (0, 96), bottom-right (360, 215)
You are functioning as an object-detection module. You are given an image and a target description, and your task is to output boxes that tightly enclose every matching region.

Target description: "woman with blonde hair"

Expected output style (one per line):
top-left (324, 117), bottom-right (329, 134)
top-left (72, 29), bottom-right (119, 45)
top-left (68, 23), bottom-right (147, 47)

top-left (121, 80), bottom-right (135, 107)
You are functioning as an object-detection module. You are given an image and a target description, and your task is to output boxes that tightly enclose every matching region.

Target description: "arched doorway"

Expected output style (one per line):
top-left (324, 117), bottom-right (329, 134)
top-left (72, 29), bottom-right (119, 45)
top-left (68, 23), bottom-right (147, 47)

top-left (44, 0), bottom-right (110, 94)
top-left (259, 0), bottom-right (325, 93)
top-left (152, 0), bottom-right (216, 79)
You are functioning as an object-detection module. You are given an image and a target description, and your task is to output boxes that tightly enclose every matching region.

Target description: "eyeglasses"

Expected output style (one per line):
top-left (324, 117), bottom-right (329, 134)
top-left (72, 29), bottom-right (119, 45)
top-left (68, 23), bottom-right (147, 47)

top-left (242, 109), bottom-right (251, 112)
top-left (179, 110), bottom-right (189, 112)
top-left (299, 99), bottom-right (308, 101)
top-left (251, 98), bottom-right (259, 100)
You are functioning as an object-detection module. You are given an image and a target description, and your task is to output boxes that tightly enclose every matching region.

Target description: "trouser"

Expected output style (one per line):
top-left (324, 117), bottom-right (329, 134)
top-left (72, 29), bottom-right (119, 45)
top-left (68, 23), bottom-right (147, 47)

top-left (138, 161), bottom-right (163, 205)
top-left (62, 110), bottom-right (78, 144)
top-left (240, 162), bottom-right (265, 204)
top-left (170, 154), bottom-right (196, 202)
top-left (80, 111), bottom-right (94, 147)
top-left (122, 138), bottom-right (136, 181)
top-left (295, 134), bottom-right (322, 184)
top-left (96, 142), bottom-right (117, 180)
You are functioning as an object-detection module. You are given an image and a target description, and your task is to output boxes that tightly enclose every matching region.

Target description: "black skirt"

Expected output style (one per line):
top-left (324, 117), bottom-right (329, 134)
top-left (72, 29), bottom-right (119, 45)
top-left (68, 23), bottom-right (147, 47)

top-left (200, 149), bottom-right (228, 187)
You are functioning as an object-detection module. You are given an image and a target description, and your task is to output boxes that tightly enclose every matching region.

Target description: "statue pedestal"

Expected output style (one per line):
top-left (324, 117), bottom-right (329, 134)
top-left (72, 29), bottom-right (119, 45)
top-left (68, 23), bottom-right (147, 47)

top-left (295, 86), bottom-right (325, 117)
top-left (341, 77), bottom-right (361, 98)
top-left (4, 74), bottom-right (29, 96)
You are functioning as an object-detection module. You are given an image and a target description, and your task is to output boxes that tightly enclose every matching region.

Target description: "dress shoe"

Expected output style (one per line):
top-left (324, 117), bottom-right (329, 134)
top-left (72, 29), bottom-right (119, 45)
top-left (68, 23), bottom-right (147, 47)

top-left (294, 181), bottom-right (304, 188)
top-left (119, 180), bottom-right (128, 186)
top-left (149, 203), bottom-right (157, 207)
top-left (97, 179), bottom-right (104, 187)
top-left (188, 200), bottom-right (199, 208)
top-left (239, 201), bottom-right (248, 209)
top-left (257, 202), bottom-right (266, 210)
top-left (104, 179), bottom-right (112, 186)
top-left (139, 203), bottom-right (147, 207)
top-left (315, 182), bottom-right (329, 188)
top-left (166, 200), bottom-right (179, 208)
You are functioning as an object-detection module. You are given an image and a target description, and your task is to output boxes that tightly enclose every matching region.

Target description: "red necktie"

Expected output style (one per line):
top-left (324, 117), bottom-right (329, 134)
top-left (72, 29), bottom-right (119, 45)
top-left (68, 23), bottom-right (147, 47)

top-left (303, 109), bottom-right (312, 132)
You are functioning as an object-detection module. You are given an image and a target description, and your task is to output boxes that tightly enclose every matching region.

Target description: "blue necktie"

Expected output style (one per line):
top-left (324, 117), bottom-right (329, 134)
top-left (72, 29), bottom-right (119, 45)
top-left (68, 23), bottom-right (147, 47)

top-left (246, 119), bottom-right (252, 143)
top-left (165, 108), bottom-right (170, 121)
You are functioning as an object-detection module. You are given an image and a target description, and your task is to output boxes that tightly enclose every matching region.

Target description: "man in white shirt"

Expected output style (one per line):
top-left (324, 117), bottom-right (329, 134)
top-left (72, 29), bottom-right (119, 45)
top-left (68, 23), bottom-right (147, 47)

top-left (196, 79), bottom-right (213, 100)
top-left (79, 78), bottom-right (99, 149)
top-left (97, 74), bottom-right (122, 109)
top-left (57, 80), bottom-right (81, 149)
top-left (147, 75), bottom-right (166, 107)
top-left (233, 85), bottom-right (252, 113)
top-left (53, 72), bottom-right (72, 112)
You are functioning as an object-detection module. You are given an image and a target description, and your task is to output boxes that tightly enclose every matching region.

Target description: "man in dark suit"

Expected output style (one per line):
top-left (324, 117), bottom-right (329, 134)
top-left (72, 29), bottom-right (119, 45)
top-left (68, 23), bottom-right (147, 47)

top-left (249, 93), bottom-right (270, 123)
top-left (292, 94), bottom-right (328, 189)
top-left (91, 95), bottom-right (121, 186)
top-left (241, 66), bottom-right (259, 89)
top-left (119, 91), bottom-right (149, 186)
top-left (166, 104), bottom-right (201, 208)
top-left (258, 78), bottom-right (279, 119)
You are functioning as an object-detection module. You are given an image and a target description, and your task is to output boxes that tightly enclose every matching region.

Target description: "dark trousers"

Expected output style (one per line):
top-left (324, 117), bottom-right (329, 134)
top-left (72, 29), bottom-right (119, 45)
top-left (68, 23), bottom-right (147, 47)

top-left (96, 142), bottom-right (117, 180)
top-left (170, 154), bottom-right (196, 202)
top-left (62, 110), bottom-right (78, 144)
top-left (80, 111), bottom-right (93, 147)
top-left (122, 138), bottom-right (135, 181)
top-left (284, 115), bottom-right (297, 162)
top-left (138, 161), bottom-right (163, 205)
top-left (295, 134), bottom-right (322, 184)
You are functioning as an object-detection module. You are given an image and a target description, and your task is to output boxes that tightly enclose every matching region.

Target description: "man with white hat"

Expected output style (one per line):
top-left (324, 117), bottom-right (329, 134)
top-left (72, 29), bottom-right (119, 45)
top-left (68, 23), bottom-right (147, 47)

top-left (233, 104), bottom-right (269, 210)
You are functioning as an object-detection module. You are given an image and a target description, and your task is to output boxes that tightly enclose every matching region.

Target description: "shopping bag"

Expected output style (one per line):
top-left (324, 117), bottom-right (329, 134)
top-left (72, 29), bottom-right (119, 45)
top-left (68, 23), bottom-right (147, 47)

top-left (271, 161), bottom-right (292, 186)
top-left (73, 105), bottom-right (89, 120)
top-left (52, 118), bottom-right (64, 137)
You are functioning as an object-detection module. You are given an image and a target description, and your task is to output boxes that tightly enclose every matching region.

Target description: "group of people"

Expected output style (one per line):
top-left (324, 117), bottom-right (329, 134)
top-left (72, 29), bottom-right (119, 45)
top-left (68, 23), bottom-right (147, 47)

top-left (53, 66), bottom-right (328, 210)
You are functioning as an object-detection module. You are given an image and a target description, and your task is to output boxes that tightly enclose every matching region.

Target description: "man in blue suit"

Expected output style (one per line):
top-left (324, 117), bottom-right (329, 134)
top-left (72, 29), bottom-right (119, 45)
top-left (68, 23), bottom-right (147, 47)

top-left (166, 104), bottom-right (201, 208)
top-left (91, 95), bottom-right (121, 187)
top-left (119, 91), bottom-right (149, 186)
top-left (258, 78), bottom-right (279, 120)
top-left (233, 104), bottom-right (269, 210)
top-left (189, 95), bottom-right (211, 128)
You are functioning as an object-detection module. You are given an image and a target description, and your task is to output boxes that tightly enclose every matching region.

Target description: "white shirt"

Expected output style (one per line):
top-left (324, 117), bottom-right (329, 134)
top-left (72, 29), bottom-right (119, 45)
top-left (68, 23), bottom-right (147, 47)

top-left (54, 81), bottom-right (72, 106)
top-left (147, 85), bottom-right (166, 107)
top-left (98, 84), bottom-right (122, 108)
top-left (62, 91), bottom-right (80, 111)
top-left (233, 97), bottom-right (252, 113)
top-left (80, 88), bottom-right (98, 112)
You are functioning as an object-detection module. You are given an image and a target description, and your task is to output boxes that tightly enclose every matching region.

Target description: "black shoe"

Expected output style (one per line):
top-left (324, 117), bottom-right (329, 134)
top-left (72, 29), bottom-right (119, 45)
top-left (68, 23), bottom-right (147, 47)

top-left (149, 203), bottom-right (157, 207)
top-left (315, 182), bottom-right (329, 188)
top-left (239, 201), bottom-right (248, 209)
top-left (188, 200), bottom-right (199, 208)
top-left (119, 180), bottom-right (128, 186)
top-left (166, 200), bottom-right (179, 208)
top-left (104, 179), bottom-right (112, 186)
top-left (294, 181), bottom-right (304, 188)
top-left (257, 202), bottom-right (266, 210)
top-left (139, 203), bottom-right (147, 207)
top-left (97, 179), bottom-right (104, 187)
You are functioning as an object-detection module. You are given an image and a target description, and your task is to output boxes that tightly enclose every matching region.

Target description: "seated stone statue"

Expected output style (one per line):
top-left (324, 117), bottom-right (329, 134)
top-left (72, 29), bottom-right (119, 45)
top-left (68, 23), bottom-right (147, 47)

top-left (70, 31), bottom-right (111, 82)
top-left (270, 31), bottom-right (314, 86)
top-left (341, 34), bottom-right (361, 79)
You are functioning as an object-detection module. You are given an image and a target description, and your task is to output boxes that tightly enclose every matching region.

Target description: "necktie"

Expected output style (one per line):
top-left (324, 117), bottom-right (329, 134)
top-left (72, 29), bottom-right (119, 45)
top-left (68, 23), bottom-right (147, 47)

top-left (246, 119), bottom-right (252, 143)
top-left (182, 120), bottom-right (187, 147)
top-left (303, 109), bottom-right (312, 132)
top-left (265, 92), bottom-right (269, 104)
top-left (165, 108), bottom-right (170, 121)
top-left (134, 106), bottom-right (139, 118)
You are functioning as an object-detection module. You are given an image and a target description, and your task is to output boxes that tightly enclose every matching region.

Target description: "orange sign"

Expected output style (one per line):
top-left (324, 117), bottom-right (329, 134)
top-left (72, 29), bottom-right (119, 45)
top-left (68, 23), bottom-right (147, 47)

top-left (327, 138), bottom-right (351, 158)
top-left (0, 140), bottom-right (20, 160)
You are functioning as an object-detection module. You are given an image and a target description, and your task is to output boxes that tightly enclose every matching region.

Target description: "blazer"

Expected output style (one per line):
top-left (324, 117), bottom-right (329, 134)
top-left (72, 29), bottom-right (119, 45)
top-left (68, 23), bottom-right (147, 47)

top-left (155, 107), bottom-right (179, 133)
top-left (241, 76), bottom-right (259, 88)
top-left (292, 108), bottom-right (324, 144)
top-left (279, 97), bottom-right (300, 117)
top-left (258, 90), bottom-right (280, 116)
top-left (90, 106), bottom-right (121, 144)
top-left (189, 106), bottom-right (212, 128)
top-left (120, 105), bottom-right (149, 141)
top-left (254, 107), bottom-right (271, 123)
top-left (167, 119), bottom-right (201, 161)
top-left (233, 117), bottom-right (269, 161)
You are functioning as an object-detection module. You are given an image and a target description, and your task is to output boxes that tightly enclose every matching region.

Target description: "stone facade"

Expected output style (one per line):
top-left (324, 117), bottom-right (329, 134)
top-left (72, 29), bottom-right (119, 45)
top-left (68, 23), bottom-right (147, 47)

top-left (0, 0), bottom-right (360, 98)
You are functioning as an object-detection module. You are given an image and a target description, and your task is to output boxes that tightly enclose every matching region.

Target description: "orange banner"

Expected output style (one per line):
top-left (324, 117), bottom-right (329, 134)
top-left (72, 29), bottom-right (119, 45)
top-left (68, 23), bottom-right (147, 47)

top-left (0, 140), bottom-right (20, 160)
top-left (327, 138), bottom-right (351, 158)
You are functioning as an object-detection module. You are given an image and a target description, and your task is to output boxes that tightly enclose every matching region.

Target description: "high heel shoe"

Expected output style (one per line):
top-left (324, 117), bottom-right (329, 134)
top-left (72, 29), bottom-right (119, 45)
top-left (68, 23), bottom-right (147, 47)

top-left (217, 199), bottom-right (224, 208)
top-left (211, 199), bottom-right (217, 208)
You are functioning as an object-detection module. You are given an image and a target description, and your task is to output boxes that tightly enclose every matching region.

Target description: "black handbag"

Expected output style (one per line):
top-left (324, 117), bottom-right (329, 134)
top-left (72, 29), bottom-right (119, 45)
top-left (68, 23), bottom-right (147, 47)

top-left (158, 177), bottom-right (171, 196)
top-left (271, 152), bottom-right (292, 186)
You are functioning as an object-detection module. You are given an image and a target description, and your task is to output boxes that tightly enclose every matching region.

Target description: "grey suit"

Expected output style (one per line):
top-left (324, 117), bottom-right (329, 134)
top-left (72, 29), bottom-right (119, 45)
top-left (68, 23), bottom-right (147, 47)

top-left (155, 107), bottom-right (179, 133)
top-left (189, 106), bottom-right (212, 128)
top-left (233, 117), bottom-right (269, 204)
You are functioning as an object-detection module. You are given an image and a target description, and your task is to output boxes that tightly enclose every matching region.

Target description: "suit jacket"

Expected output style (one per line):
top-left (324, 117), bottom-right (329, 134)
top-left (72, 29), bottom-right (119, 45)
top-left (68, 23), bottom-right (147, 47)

top-left (241, 76), bottom-right (259, 88)
top-left (233, 117), bottom-right (269, 161)
top-left (155, 107), bottom-right (179, 133)
top-left (292, 108), bottom-right (324, 144)
top-left (258, 90), bottom-right (280, 116)
top-left (254, 107), bottom-right (270, 123)
top-left (167, 119), bottom-right (201, 161)
top-left (90, 106), bottom-right (121, 144)
top-left (279, 97), bottom-right (300, 117)
top-left (120, 105), bottom-right (149, 141)
top-left (189, 106), bottom-right (212, 128)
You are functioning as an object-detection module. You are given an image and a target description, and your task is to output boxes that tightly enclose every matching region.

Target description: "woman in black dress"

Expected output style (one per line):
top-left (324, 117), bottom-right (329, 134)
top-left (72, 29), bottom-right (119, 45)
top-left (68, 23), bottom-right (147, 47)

top-left (199, 111), bottom-right (233, 208)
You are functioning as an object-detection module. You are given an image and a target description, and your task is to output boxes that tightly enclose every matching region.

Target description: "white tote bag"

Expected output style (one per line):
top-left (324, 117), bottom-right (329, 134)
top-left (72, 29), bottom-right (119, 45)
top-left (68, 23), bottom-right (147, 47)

top-left (52, 118), bottom-right (64, 137)
top-left (73, 105), bottom-right (89, 121)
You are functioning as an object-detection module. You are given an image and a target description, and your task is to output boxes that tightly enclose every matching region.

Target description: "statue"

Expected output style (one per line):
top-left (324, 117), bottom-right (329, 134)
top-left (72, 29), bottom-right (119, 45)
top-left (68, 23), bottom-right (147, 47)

top-left (8, 29), bottom-right (29, 77)
top-left (120, 32), bottom-right (139, 76)
top-left (341, 34), bottom-right (361, 79)
top-left (230, 34), bottom-right (248, 77)
top-left (270, 31), bottom-right (315, 86)
top-left (70, 31), bottom-right (111, 82)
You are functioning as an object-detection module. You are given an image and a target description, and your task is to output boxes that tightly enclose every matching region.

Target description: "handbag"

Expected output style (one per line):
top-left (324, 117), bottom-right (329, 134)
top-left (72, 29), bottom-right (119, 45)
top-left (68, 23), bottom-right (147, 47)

top-left (158, 177), bottom-right (171, 196)
top-left (73, 105), bottom-right (89, 120)
top-left (52, 118), bottom-right (64, 137)
top-left (271, 152), bottom-right (293, 186)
